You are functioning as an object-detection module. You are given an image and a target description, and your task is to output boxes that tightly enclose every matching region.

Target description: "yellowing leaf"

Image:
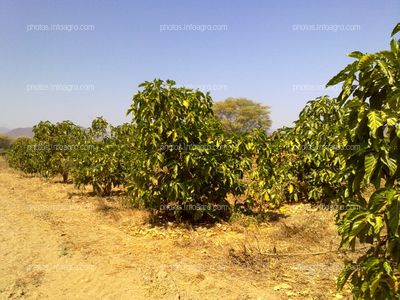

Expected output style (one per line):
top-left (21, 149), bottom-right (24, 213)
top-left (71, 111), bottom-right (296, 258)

top-left (151, 176), bottom-right (158, 185)
top-left (367, 110), bottom-right (383, 137)
top-left (263, 191), bottom-right (270, 201)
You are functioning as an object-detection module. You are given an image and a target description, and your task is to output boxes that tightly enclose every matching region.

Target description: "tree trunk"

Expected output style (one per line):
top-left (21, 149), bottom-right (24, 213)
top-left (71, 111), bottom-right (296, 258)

top-left (62, 172), bottom-right (68, 183)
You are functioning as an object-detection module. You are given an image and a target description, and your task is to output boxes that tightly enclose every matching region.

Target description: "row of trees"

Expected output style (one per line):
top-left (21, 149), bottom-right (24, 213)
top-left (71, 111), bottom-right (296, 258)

top-left (6, 90), bottom-right (350, 221)
top-left (7, 118), bottom-right (134, 196)
top-left (8, 86), bottom-right (338, 220)
top-left (7, 22), bottom-right (400, 299)
top-left (0, 135), bottom-right (13, 152)
top-left (8, 91), bottom-right (272, 222)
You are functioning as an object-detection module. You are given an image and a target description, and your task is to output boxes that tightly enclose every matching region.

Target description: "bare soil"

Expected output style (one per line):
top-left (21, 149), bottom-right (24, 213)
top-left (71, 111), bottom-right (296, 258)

top-left (0, 158), bottom-right (354, 299)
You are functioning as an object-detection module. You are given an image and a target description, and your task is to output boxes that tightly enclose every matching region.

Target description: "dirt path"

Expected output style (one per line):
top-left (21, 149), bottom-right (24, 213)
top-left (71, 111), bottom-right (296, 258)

top-left (0, 159), bottom-right (350, 299)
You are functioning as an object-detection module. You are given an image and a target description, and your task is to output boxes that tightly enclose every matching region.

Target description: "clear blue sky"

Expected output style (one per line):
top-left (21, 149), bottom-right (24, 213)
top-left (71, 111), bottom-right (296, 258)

top-left (0, 0), bottom-right (399, 130)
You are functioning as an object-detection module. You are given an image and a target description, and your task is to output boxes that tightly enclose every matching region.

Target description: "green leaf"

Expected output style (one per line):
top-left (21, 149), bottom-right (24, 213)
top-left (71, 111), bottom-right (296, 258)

top-left (381, 154), bottom-right (397, 176)
top-left (362, 257), bottom-right (380, 269)
top-left (390, 38), bottom-right (398, 53)
top-left (386, 117), bottom-right (397, 126)
top-left (156, 153), bottom-right (164, 164)
top-left (364, 153), bottom-right (378, 183)
top-left (373, 216), bottom-right (383, 234)
top-left (387, 196), bottom-right (400, 237)
top-left (184, 154), bottom-right (191, 167)
top-left (370, 272), bottom-right (381, 295)
top-left (357, 54), bottom-right (376, 69)
top-left (367, 110), bottom-right (383, 137)
top-left (390, 22), bottom-right (400, 37)
top-left (349, 218), bottom-right (367, 242)
top-left (326, 61), bottom-right (357, 87)
top-left (368, 188), bottom-right (395, 212)
top-left (348, 51), bottom-right (364, 59)
top-left (383, 261), bottom-right (392, 276)
top-left (326, 70), bottom-right (349, 87)
top-left (378, 60), bottom-right (394, 84)
top-left (396, 125), bottom-right (400, 138)
top-left (337, 263), bottom-right (355, 290)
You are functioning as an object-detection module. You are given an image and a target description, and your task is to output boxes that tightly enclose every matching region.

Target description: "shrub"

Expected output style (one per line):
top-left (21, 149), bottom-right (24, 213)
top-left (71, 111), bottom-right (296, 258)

top-left (71, 117), bottom-right (131, 196)
top-left (127, 79), bottom-right (251, 222)
top-left (0, 135), bottom-right (12, 149)
top-left (329, 23), bottom-right (400, 299)
top-left (7, 137), bottom-right (39, 174)
top-left (31, 121), bottom-right (84, 182)
top-left (248, 96), bottom-right (348, 211)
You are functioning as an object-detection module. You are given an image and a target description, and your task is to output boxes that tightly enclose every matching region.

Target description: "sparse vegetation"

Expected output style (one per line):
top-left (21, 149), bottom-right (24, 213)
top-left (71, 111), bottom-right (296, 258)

top-left (5, 22), bottom-right (400, 300)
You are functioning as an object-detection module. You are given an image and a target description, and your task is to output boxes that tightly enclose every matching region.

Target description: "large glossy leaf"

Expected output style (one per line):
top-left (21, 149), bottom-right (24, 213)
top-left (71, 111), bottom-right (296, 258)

top-left (387, 195), bottom-right (400, 237)
top-left (367, 110), bottom-right (383, 137)
top-left (391, 22), bottom-right (400, 37)
top-left (348, 51), bottom-right (364, 59)
top-left (357, 54), bottom-right (376, 69)
top-left (364, 153), bottom-right (378, 183)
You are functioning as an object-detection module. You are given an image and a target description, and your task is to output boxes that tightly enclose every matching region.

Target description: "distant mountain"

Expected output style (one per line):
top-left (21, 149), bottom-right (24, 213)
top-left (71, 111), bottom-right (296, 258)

top-left (3, 124), bottom-right (87, 139)
top-left (5, 127), bottom-right (34, 138)
top-left (0, 127), bottom-right (9, 135)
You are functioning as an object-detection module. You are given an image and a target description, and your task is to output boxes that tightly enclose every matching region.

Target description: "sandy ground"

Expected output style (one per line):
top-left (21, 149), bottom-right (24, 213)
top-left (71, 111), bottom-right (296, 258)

top-left (0, 158), bottom-right (353, 300)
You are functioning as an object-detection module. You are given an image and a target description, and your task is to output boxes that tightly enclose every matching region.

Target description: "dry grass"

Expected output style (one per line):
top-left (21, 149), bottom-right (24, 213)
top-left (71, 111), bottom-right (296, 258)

top-left (0, 158), bottom-right (354, 299)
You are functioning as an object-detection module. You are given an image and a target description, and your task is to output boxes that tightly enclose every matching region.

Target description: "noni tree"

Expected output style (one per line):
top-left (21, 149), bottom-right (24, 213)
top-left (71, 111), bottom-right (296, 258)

top-left (127, 79), bottom-right (251, 222)
top-left (328, 23), bottom-right (400, 299)
top-left (71, 117), bottom-right (131, 196)
top-left (290, 96), bottom-right (349, 203)
top-left (248, 96), bottom-right (348, 211)
top-left (7, 137), bottom-right (39, 174)
top-left (32, 120), bottom-right (84, 182)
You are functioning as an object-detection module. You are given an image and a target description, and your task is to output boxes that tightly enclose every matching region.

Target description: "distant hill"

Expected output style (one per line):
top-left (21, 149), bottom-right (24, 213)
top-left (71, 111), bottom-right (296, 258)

top-left (0, 127), bottom-right (9, 135)
top-left (3, 124), bottom-right (88, 139)
top-left (5, 128), bottom-right (34, 138)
